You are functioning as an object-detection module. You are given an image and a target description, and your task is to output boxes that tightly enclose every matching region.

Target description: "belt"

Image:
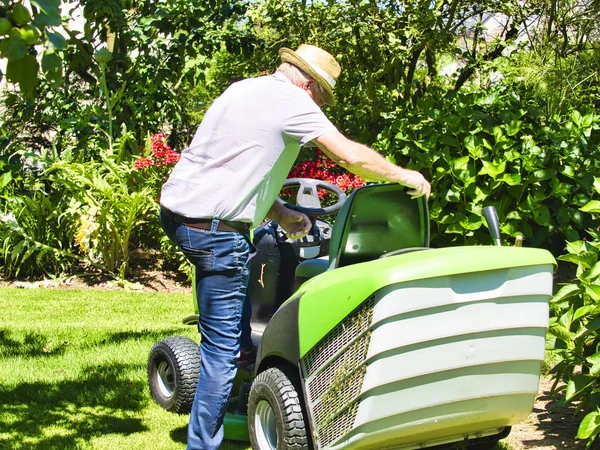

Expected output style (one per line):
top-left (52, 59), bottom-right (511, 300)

top-left (162, 207), bottom-right (250, 233)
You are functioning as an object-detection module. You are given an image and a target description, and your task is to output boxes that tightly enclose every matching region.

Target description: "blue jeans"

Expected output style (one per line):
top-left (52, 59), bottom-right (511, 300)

top-left (160, 210), bottom-right (254, 450)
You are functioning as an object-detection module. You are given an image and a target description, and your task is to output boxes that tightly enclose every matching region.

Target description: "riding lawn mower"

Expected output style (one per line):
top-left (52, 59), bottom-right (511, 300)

top-left (147, 179), bottom-right (556, 450)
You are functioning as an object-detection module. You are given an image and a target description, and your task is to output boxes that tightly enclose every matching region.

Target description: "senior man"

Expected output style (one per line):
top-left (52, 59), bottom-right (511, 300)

top-left (159, 44), bottom-right (430, 449)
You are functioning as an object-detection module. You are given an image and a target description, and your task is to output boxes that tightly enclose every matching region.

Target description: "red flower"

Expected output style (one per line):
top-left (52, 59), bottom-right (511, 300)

top-left (288, 152), bottom-right (365, 195)
top-left (133, 133), bottom-right (181, 171)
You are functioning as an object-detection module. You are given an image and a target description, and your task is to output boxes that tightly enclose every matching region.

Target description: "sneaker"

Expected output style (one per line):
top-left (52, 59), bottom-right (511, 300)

top-left (237, 345), bottom-right (258, 370)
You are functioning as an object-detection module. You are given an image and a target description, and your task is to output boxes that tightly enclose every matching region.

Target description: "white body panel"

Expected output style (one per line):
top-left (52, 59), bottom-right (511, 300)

top-left (323, 265), bottom-right (553, 450)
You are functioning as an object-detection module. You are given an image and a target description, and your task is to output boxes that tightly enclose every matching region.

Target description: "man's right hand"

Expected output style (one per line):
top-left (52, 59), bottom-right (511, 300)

top-left (396, 168), bottom-right (431, 199)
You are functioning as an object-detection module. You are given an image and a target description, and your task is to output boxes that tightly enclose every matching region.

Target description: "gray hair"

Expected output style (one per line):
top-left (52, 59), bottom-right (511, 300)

top-left (277, 62), bottom-right (310, 84)
top-left (276, 62), bottom-right (323, 94)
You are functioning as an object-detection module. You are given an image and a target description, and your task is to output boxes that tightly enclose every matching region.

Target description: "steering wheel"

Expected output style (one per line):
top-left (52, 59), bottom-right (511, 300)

top-left (280, 178), bottom-right (346, 216)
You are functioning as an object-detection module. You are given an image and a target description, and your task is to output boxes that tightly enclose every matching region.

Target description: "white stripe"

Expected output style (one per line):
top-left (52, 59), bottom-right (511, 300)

top-left (306, 60), bottom-right (336, 88)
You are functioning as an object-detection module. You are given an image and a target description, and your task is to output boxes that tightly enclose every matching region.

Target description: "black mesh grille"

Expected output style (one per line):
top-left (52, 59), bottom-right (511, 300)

top-left (317, 402), bottom-right (360, 448)
top-left (301, 298), bottom-right (375, 448)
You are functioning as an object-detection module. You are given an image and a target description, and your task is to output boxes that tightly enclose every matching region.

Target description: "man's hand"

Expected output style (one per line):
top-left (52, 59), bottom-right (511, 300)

top-left (397, 168), bottom-right (431, 199)
top-left (278, 208), bottom-right (312, 240)
top-left (267, 199), bottom-right (312, 240)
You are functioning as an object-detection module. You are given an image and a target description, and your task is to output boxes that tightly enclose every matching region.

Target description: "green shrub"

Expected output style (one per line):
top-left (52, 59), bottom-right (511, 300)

top-left (546, 178), bottom-right (600, 448)
top-left (376, 87), bottom-right (600, 252)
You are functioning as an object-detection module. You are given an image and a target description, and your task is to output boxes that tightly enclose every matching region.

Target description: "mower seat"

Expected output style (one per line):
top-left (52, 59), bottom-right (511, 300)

top-left (295, 184), bottom-right (430, 283)
top-left (328, 183), bottom-right (429, 268)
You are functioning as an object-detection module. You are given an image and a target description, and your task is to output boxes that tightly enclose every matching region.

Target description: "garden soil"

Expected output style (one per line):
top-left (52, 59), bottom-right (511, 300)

top-left (0, 252), bottom-right (588, 450)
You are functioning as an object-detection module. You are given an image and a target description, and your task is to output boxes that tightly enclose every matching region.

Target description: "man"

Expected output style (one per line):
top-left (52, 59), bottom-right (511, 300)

top-left (160, 44), bottom-right (430, 450)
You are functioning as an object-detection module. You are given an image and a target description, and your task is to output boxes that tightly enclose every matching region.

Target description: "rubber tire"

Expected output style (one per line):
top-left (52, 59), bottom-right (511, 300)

top-left (147, 336), bottom-right (200, 414)
top-left (248, 366), bottom-right (311, 450)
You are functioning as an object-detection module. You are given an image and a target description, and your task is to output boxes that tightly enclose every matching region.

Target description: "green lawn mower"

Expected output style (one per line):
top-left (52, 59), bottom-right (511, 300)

top-left (148, 179), bottom-right (556, 450)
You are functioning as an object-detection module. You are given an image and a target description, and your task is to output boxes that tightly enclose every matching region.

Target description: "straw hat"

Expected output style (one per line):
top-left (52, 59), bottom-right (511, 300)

top-left (279, 44), bottom-right (341, 106)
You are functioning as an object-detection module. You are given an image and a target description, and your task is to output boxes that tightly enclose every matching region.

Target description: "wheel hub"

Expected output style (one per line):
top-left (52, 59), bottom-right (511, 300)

top-left (156, 360), bottom-right (175, 398)
top-left (255, 399), bottom-right (277, 449)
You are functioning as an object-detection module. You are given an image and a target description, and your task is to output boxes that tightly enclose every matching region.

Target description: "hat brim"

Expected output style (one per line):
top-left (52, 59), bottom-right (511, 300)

top-left (279, 47), bottom-right (336, 106)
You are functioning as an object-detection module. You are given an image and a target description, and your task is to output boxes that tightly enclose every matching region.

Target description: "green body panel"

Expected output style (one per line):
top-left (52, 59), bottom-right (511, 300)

top-left (297, 245), bottom-right (556, 357)
top-left (223, 412), bottom-right (249, 441)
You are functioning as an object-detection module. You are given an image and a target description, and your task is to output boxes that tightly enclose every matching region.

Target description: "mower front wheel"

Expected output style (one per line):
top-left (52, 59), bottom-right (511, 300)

top-left (248, 366), bottom-right (311, 450)
top-left (147, 336), bottom-right (200, 414)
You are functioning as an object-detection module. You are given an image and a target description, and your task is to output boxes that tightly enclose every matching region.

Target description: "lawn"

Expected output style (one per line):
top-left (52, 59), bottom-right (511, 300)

top-left (0, 287), bottom-right (251, 450)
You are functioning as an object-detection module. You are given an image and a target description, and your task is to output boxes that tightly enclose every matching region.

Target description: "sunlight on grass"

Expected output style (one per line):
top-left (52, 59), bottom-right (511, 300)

top-left (0, 287), bottom-right (517, 450)
top-left (0, 288), bottom-right (251, 450)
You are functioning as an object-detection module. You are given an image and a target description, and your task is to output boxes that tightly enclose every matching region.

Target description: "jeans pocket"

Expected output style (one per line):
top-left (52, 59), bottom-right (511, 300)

top-left (181, 246), bottom-right (215, 271)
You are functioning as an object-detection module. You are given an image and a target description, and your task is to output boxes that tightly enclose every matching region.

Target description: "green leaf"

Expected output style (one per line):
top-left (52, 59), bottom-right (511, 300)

top-left (584, 285), bottom-right (600, 301)
top-left (583, 262), bottom-right (600, 280)
top-left (41, 53), bottom-right (62, 87)
top-left (558, 250), bottom-right (598, 269)
top-left (586, 317), bottom-right (600, 332)
top-left (17, 55), bottom-right (39, 99)
top-left (0, 34), bottom-right (28, 60)
top-left (451, 155), bottom-right (470, 173)
top-left (593, 177), bottom-right (600, 196)
top-left (0, 172), bottom-right (12, 190)
top-left (31, 0), bottom-right (61, 17)
top-left (587, 353), bottom-right (600, 376)
top-left (459, 214), bottom-right (483, 231)
top-left (479, 160), bottom-right (506, 179)
top-left (506, 120), bottom-right (522, 136)
top-left (498, 173), bottom-right (521, 186)
top-left (463, 135), bottom-right (483, 158)
top-left (445, 223), bottom-right (465, 234)
top-left (46, 31), bottom-right (66, 52)
top-left (566, 374), bottom-right (594, 401)
top-left (439, 135), bottom-right (458, 147)
top-left (31, 0), bottom-right (62, 27)
top-left (548, 323), bottom-right (573, 343)
top-left (444, 185), bottom-right (461, 202)
top-left (528, 169), bottom-right (557, 182)
top-left (576, 410), bottom-right (600, 439)
top-left (534, 205), bottom-right (551, 226)
top-left (560, 165), bottom-right (576, 178)
top-left (571, 110), bottom-right (583, 128)
top-left (552, 284), bottom-right (581, 303)
top-left (573, 305), bottom-right (595, 321)
top-left (581, 200), bottom-right (600, 214)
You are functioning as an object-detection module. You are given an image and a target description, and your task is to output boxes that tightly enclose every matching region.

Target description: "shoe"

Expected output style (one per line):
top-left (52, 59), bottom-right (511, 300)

top-left (237, 344), bottom-right (258, 370)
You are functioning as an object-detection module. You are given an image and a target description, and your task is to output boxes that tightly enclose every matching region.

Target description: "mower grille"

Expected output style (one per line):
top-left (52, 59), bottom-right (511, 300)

top-left (302, 298), bottom-right (375, 449)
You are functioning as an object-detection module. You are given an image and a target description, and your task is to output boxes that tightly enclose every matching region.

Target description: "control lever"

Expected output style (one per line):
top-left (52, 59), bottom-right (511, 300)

top-left (483, 206), bottom-right (502, 246)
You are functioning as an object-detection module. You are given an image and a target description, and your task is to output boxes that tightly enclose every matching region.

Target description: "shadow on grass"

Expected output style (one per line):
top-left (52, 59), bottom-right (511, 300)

top-left (170, 425), bottom-right (188, 445)
top-left (85, 328), bottom-right (198, 348)
top-left (0, 328), bottom-right (69, 358)
top-left (0, 362), bottom-right (149, 449)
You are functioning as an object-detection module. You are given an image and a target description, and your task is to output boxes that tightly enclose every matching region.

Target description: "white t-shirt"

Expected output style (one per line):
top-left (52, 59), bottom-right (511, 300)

top-left (160, 72), bottom-right (338, 227)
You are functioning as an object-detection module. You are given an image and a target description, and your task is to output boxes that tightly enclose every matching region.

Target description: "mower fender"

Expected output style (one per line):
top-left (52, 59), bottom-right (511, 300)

top-left (255, 292), bottom-right (303, 371)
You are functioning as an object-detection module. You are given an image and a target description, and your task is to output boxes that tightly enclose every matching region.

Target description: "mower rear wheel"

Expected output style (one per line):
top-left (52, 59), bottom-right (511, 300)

top-left (248, 366), bottom-right (310, 450)
top-left (148, 336), bottom-right (200, 414)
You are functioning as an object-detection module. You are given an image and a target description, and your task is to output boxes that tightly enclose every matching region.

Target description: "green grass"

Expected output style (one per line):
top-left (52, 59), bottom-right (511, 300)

top-left (0, 288), bottom-right (251, 450)
top-left (0, 287), bottom-right (516, 450)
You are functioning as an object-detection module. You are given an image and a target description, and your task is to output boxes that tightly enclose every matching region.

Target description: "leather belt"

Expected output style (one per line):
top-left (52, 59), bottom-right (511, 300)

top-left (161, 207), bottom-right (250, 233)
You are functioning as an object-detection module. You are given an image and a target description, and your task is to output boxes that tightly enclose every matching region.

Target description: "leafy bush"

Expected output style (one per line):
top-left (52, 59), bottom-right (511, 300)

top-left (376, 87), bottom-right (600, 251)
top-left (46, 154), bottom-right (154, 279)
top-left (131, 133), bottom-right (192, 280)
top-left (0, 192), bottom-right (80, 278)
top-left (547, 178), bottom-right (600, 448)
